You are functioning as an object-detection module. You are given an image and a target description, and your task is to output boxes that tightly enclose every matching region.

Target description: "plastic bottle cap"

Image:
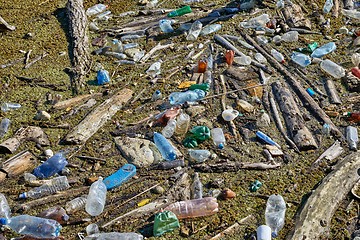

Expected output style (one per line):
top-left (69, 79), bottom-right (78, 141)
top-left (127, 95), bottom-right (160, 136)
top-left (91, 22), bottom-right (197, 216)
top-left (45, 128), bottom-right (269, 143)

top-left (0, 218), bottom-right (6, 225)
top-left (18, 193), bottom-right (26, 199)
top-left (218, 143), bottom-right (224, 149)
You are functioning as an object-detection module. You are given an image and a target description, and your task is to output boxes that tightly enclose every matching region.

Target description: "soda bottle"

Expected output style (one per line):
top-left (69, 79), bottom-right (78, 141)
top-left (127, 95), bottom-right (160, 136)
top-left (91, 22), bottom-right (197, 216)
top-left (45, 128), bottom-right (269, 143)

top-left (153, 132), bottom-right (177, 161)
top-left (211, 128), bottom-right (226, 149)
top-left (37, 206), bottom-right (69, 224)
top-left (186, 20), bottom-right (203, 41)
top-left (167, 5), bottom-right (192, 17)
top-left (164, 197), bottom-right (218, 219)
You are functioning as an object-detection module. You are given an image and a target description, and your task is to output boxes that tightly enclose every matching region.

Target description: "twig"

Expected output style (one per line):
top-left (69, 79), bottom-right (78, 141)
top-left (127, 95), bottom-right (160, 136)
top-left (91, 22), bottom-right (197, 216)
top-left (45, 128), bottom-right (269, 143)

top-left (24, 52), bottom-right (48, 69)
top-left (130, 88), bottom-right (146, 104)
top-left (141, 42), bottom-right (174, 63)
top-left (192, 161), bottom-right (281, 172)
top-left (1, 58), bottom-right (23, 68)
top-left (24, 50), bottom-right (32, 65)
top-left (76, 155), bottom-right (107, 163)
top-left (209, 215), bottom-right (256, 240)
top-left (201, 84), bottom-right (265, 100)
top-left (0, 16), bottom-right (15, 31)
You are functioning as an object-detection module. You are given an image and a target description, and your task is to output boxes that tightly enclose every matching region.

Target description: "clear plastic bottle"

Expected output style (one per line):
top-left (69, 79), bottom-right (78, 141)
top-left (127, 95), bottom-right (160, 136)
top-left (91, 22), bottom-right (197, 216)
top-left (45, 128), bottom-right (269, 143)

top-left (271, 49), bottom-right (285, 63)
top-left (188, 149), bottom-right (211, 163)
top-left (96, 10), bottom-right (112, 21)
top-left (159, 19), bottom-right (174, 33)
top-left (186, 20), bottom-right (203, 41)
top-left (199, 24), bottom-right (222, 36)
top-left (0, 118), bottom-right (10, 138)
top-left (146, 60), bottom-right (162, 77)
top-left (191, 173), bottom-right (203, 199)
top-left (323, 0), bottom-right (334, 13)
top-left (311, 42), bottom-right (336, 58)
top-left (162, 119), bottom-right (177, 138)
top-left (175, 112), bottom-right (190, 136)
top-left (342, 9), bottom-right (360, 19)
top-left (37, 206), bottom-right (69, 224)
top-left (86, 177), bottom-right (107, 216)
top-left (110, 39), bottom-right (123, 53)
top-left (211, 128), bottom-right (226, 149)
top-left (255, 53), bottom-right (267, 63)
top-left (222, 109), bottom-right (239, 121)
top-left (234, 55), bottom-right (252, 65)
top-left (153, 132), bottom-right (177, 161)
top-left (265, 194), bottom-right (286, 238)
top-left (183, 0), bottom-right (203, 3)
top-left (0, 215), bottom-right (62, 238)
top-left (164, 197), bottom-right (218, 219)
top-left (0, 193), bottom-right (10, 219)
top-left (65, 196), bottom-right (87, 214)
top-left (86, 4), bottom-right (107, 16)
top-left (169, 89), bottom-right (206, 105)
top-left (347, 126), bottom-right (359, 150)
top-left (85, 232), bottom-right (143, 240)
top-left (291, 52), bottom-right (311, 67)
top-left (1, 103), bottom-right (21, 112)
top-left (281, 31), bottom-right (299, 42)
top-left (240, 14), bottom-right (270, 29)
top-left (19, 176), bottom-right (70, 199)
top-left (320, 59), bottom-right (345, 79)
top-left (257, 225), bottom-right (272, 240)
top-left (33, 152), bottom-right (68, 179)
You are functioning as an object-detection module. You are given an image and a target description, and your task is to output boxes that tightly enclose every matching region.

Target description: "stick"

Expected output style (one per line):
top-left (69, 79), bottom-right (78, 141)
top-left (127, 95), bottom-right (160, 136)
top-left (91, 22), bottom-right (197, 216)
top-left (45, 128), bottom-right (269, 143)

top-left (332, 0), bottom-right (339, 18)
top-left (76, 155), bottom-right (107, 163)
top-left (192, 161), bottom-right (281, 172)
top-left (324, 78), bottom-right (342, 104)
top-left (24, 52), bottom-right (48, 69)
top-left (141, 42), bottom-right (174, 63)
top-left (201, 84), bottom-right (265, 100)
top-left (0, 16), bottom-right (15, 31)
top-left (24, 50), bottom-right (32, 65)
top-left (210, 215), bottom-right (256, 240)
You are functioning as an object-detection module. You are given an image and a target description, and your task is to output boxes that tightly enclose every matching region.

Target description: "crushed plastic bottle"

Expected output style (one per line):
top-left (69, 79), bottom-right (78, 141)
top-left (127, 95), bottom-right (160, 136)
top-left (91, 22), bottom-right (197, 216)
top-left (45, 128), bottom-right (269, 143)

top-left (323, 0), bottom-right (334, 13)
top-left (0, 215), bottom-right (61, 238)
top-left (19, 176), bottom-right (70, 199)
top-left (65, 196), bottom-right (87, 214)
top-left (175, 112), bottom-right (190, 136)
top-left (162, 119), bottom-right (177, 138)
top-left (1, 102), bottom-right (21, 112)
top-left (153, 211), bottom-right (180, 237)
top-left (281, 31), bottom-right (299, 42)
top-left (33, 152), bottom-right (68, 179)
top-left (257, 225), bottom-right (272, 240)
top-left (110, 39), bottom-right (123, 53)
top-left (164, 197), bottom-right (218, 219)
top-left (320, 59), bottom-right (345, 79)
top-left (86, 177), bottom-right (107, 216)
top-left (190, 126), bottom-right (211, 141)
top-left (291, 52), bottom-right (311, 67)
top-left (310, 42), bottom-right (336, 58)
top-left (146, 60), bottom-right (162, 77)
top-left (0, 193), bottom-right (10, 219)
top-left (257, 112), bottom-right (271, 127)
top-left (169, 89), bottom-right (206, 105)
top-left (85, 232), bottom-right (143, 240)
top-left (153, 132), bottom-right (177, 161)
top-left (347, 126), bottom-right (359, 150)
top-left (222, 109), bottom-right (239, 121)
top-left (240, 14), bottom-right (270, 29)
top-left (342, 9), bottom-right (360, 19)
top-left (234, 55), bottom-right (252, 65)
top-left (159, 19), bottom-right (174, 33)
top-left (211, 128), bottom-right (226, 149)
top-left (347, 112), bottom-right (360, 123)
top-left (37, 206), bottom-right (69, 224)
top-left (86, 4), bottom-right (107, 16)
top-left (86, 223), bottom-right (100, 236)
top-left (186, 20), bottom-right (203, 41)
top-left (255, 53), bottom-right (267, 63)
top-left (200, 24), bottom-right (222, 36)
top-left (271, 49), bottom-right (285, 63)
top-left (97, 69), bottom-right (110, 85)
top-left (265, 194), bottom-right (286, 238)
top-left (188, 149), bottom-right (211, 163)
top-left (0, 118), bottom-right (10, 138)
top-left (168, 5), bottom-right (192, 17)
top-left (191, 172), bottom-right (203, 199)
top-left (103, 164), bottom-right (136, 190)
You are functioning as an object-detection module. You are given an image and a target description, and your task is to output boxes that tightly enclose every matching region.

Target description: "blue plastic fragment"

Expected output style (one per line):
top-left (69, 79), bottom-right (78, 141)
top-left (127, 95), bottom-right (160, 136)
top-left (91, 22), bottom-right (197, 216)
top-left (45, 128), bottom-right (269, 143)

top-left (103, 164), bottom-right (136, 190)
top-left (256, 131), bottom-right (281, 149)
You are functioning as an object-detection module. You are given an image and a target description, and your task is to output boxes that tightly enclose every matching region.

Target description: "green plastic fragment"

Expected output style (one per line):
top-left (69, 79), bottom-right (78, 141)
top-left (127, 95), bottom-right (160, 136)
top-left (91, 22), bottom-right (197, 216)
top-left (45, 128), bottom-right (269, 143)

top-left (190, 126), bottom-right (211, 141)
top-left (153, 210), bottom-right (180, 237)
top-left (167, 5), bottom-right (192, 17)
top-left (183, 136), bottom-right (198, 148)
top-left (189, 83), bottom-right (210, 92)
top-left (249, 180), bottom-right (262, 192)
top-left (307, 42), bottom-right (318, 53)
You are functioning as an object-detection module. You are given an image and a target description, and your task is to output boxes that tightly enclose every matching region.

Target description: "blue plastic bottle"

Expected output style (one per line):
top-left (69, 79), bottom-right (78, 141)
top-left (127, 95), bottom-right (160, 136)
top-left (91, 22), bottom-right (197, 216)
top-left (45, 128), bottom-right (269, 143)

top-left (103, 164), bottom-right (136, 190)
top-left (153, 132), bottom-right (177, 161)
top-left (256, 131), bottom-right (281, 149)
top-left (159, 19), bottom-right (174, 33)
top-left (0, 215), bottom-right (61, 238)
top-left (291, 52), bottom-right (311, 67)
top-left (33, 152), bottom-right (68, 179)
top-left (323, 0), bottom-right (334, 13)
top-left (169, 89), bottom-right (205, 105)
top-left (97, 69), bottom-right (110, 85)
top-left (310, 42), bottom-right (336, 58)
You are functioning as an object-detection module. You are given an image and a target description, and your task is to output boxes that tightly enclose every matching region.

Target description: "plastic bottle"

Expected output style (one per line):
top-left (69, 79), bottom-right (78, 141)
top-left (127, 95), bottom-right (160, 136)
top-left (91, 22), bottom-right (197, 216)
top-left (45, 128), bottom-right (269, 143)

top-left (281, 31), bottom-right (299, 42)
top-left (257, 225), bottom-right (272, 240)
top-left (311, 42), bottom-right (336, 58)
top-left (86, 4), bottom-right (107, 16)
top-left (191, 172), bottom-right (203, 199)
top-left (1, 103), bottom-right (21, 112)
top-left (306, 88), bottom-right (316, 97)
top-left (159, 19), bottom-right (174, 33)
top-left (190, 126), bottom-right (211, 141)
top-left (0, 193), bottom-right (10, 219)
top-left (352, 67), bottom-right (360, 79)
top-left (199, 24), bottom-right (222, 36)
top-left (352, 53), bottom-right (360, 67)
top-left (240, 14), bottom-right (270, 29)
top-left (271, 49), bottom-right (285, 63)
top-left (110, 39), bottom-right (123, 53)
top-left (151, 159), bottom-right (184, 170)
top-left (0, 215), bottom-right (61, 238)
top-left (65, 196), bottom-right (87, 214)
top-left (188, 149), bottom-right (211, 163)
top-left (146, 60), bottom-right (162, 77)
top-left (33, 152), bottom-right (68, 179)
top-left (211, 128), bottom-right (226, 149)
top-left (37, 206), bottom-right (69, 224)
top-left (291, 52), bottom-right (311, 67)
top-left (162, 119), bottom-right (177, 138)
top-left (19, 176), bottom-right (70, 199)
top-left (189, 83), bottom-right (210, 92)
top-left (347, 112), bottom-right (360, 123)
top-left (175, 112), bottom-right (190, 136)
top-left (97, 69), bottom-right (110, 85)
top-left (169, 89), bottom-right (206, 105)
top-left (123, 43), bottom-right (139, 51)
top-left (86, 177), bottom-right (107, 216)
top-left (151, 90), bottom-right (162, 101)
top-left (322, 123), bottom-right (331, 137)
top-left (265, 194), bottom-right (286, 238)
top-left (153, 132), bottom-right (177, 161)
top-left (186, 20), bottom-right (203, 41)
top-left (276, 0), bottom-right (284, 8)
top-left (183, 0), bottom-right (203, 3)
top-left (96, 10), bottom-right (112, 21)
top-left (225, 50), bottom-right (235, 65)
top-left (342, 9), bottom-right (360, 19)
top-left (347, 126), bottom-right (359, 150)
top-left (256, 131), bottom-right (281, 149)
top-left (222, 109), bottom-right (239, 121)
top-left (197, 59), bottom-right (207, 73)
top-left (85, 232), bottom-right (143, 240)
top-left (323, 0), bottom-right (334, 13)
top-left (257, 36), bottom-right (269, 45)
top-left (320, 59), bottom-right (345, 79)
top-left (146, 0), bottom-right (158, 8)
top-left (164, 197), bottom-right (218, 219)
top-left (167, 5), bottom-right (192, 17)
top-left (234, 55), bottom-right (252, 65)
top-left (86, 224), bottom-right (99, 236)
top-left (103, 164), bottom-right (136, 190)
top-left (0, 118), bottom-right (10, 138)
top-left (255, 53), bottom-right (267, 63)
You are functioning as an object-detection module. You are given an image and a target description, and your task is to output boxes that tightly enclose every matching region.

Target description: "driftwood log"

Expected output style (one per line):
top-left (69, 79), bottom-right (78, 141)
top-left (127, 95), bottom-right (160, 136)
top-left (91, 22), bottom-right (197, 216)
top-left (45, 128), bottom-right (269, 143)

top-left (0, 151), bottom-right (38, 182)
top-left (66, 0), bottom-right (91, 94)
top-left (287, 152), bottom-right (360, 239)
top-left (193, 160), bottom-right (281, 172)
top-left (52, 93), bottom-right (102, 110)
top-left (281, 3), bottom-right (312, 29)
top-left (272, 82), bottom-right (318, 150)
top-left (63, 89), bottom-right (133, 144)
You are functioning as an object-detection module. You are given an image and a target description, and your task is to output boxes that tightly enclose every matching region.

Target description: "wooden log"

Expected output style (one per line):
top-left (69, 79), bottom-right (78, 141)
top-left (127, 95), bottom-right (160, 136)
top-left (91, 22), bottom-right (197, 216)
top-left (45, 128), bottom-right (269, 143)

top-left (224, 67), bottom-right (258, 81)
top-left (287, 152), bottom-right (360, 239)
top-left (193, 160), bottom-right (281, 173)
top-left (63, 89), bottom-right (133, 144)
top-left (272, 82), bottom-right (318, 150)
top-left (324, 78), bottom-right (342, 104)
top-left (0, 151), bottom-right (38, 182)
top-left (52, 93), bottom-right (102, 110)
top-left (66, 0), bottom-right (91, 94)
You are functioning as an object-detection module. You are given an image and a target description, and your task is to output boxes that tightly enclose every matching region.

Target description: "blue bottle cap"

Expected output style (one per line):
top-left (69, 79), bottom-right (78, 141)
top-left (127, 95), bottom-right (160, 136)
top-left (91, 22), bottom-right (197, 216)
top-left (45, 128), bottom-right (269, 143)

top-left (167, 152), bottom-right (177, 161)
top-left (18, 192), bottom-right (26, 199)
top-left (306, 88), bottom-right (315, 97)
top-left (218, 143), bottom-right (224, 149)
top-left (0, 218), bottom-right (7, 225)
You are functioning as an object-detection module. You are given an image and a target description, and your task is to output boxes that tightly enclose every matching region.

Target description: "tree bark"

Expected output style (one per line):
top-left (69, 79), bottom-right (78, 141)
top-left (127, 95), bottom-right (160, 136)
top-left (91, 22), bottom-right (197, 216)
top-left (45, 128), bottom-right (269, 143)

top-left (193, 160), bottom-right (281, 172)
top-left (0, 151), bottom-right (38, 182)
top-left (66, 0), bottom-right (91, 94)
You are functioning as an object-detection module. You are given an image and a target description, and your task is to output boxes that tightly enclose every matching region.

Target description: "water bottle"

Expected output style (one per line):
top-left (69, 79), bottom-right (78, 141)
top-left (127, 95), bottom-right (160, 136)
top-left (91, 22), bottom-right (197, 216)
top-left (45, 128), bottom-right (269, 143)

top-left (347, 126), bottom-right (359, 150)
top-left (123, 43), bottom-right (139, 51)
top-left (86, 177), bottom-right (107, 216)
top-left (110, 39), bottom-right (123, 53)
top-left (175, 112), bottom-right (190, 136)
top-left (97, 69), bottom-right (110, 85)
top-left (183, 0), bottom-right (203, 3)
top-left (65, 196), bottom-right (87, 214)
top-left (146, 60), bottom-right (162, 77)
top-left (310, 42), bottom-right (336, 58)
top-left (85, 232), bottom-right (144, 240)
top-left (164, 197), bottom-right (218, 219)
top-left (0, 193), bottom-right (10, 219)
top-left (199, 24), bottom-right (222, 36)
top-left (33, 152), bottom-right (68, 179)
top-left (265, 194), bottom-right (286, 238)
top-left (281, 31), bottom-right (299, 42)
top-left (162, 119), bottom-right (177, 138)
top-left (186, 20), bottom-right (203, 41)
top-left (276, 0), bottom-right (284, 8)
top-left (153, 132), bottom-right (177, 161)
top-left (211, 128), bottom-right (226, 149)
top-left (323, 0), bottom-right (334, 13)
top-left (19, 176), bottom-right (70, 199)
top-left (167, 5), bottom-right (192, 17)
top-left (188, 149), bottom-right (211, 163)
top-left (159, 19), bottom-right (174, 33)
top-left (257, 225), bottom-right (272, 240)
top-left (86, 223), bottom-right (99, 236)
top-left (256, 131), bottom-right (281, 149)
top-left (291, 52), bottom-right (311, 67)
top-left (255, 53), bottom-right (267, 63)
top-left (0, 118), bottom-right (10, 138)
top-left (234, 55), bottom-right (252, 65)
top-left (1, 103), bottom-right (21, 112)
top-left (271, 49), bottom-right (285, 63)
top-left (169, 89), bottom-right (206, 105)
top-left (86, 4), bottom-right (107, 16)
top-left (96, 10), bottom-right (112, 21)
top-left (222, 109), bottom-right (239, 121)
top-left (240, 14), bottom-right (270, 29)
top-left (151, 90), bottom-right (162, 101)
top-left (103, 164), bottom-right (136, 190)
top-left (0, 215), bottom-right (61, 238)
top-left (37, 206), bottom-right (69, 224)
top-left (320, 59), bottom-right (345, 79)
top-left (191, 173), bottom-right (203, 199)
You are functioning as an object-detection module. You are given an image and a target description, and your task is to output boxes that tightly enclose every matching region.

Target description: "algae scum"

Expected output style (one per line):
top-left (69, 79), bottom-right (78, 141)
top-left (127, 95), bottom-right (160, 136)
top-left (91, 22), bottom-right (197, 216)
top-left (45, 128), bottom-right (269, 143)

top-left (0, 0), bottom-right (359, 239)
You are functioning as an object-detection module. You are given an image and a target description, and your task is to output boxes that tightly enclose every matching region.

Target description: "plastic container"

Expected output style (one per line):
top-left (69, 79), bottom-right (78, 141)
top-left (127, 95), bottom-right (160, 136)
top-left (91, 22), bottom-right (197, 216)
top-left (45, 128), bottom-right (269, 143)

top-left (0, 215), bottom-right (61, 238)
top-left (342, 9), bottom-right (360, 19)
top-left (291, 52), bottom-right (311, 67)
top-left (153, 132), bottom-right (177, 161)
top-left (103, 164), bottom-right (136, 190)
top-left (96, 10), bottom-right (112, 21)
top-left (1, 103), bottom-right (21, 112)
top-left (85, 232), bottom-right (143, 240)
top-left (257, 225), bottom-right (272, 240)
top-left (191, 172), bottom-right (203, 199)
top-left (256, 131), bottom-right (281, 149)
top-left (320, 59), bottom-right (345, 79)
top-left (234, 55), bottom-right (252, 65)
top-left (167, 5), bottom-right (192, 17)
top-left (86, 223), bottom-right (100, 236)
top-left (240, 14), bottom-right (270, 29)
top-left (255, 53), bottom-right (267, 63)
top-left (33, 152), bottom-right (68, 179)
top-left (190, 126), bottom-right (211, 141)
top-left (197, 60), bottom-right (207, 73)
top-left (164, 197), bottom-right (218, 219)
top-left (153, 211), bottom-right (180, 237)
top-left (19, 176), bottom-right (70, 199)
top-left (85, 177), bottom-right (107, 216)
top-left (37, 206), bottom-right (69, 224)
top-left (347, 112), bottom-right (360, 123)
top-left (323, 0), bottom-right (334, 13)
top-left (188, 149), bottom-right (211, 163)
top-left (97, 69), bottom-right (110, 85)
top-left (146, 60), bottom-right (162, 77)
top-left (0, 193), bottom-right (10, 219)
top-left (211, 128), bottom-right (226, 149)
top-left (0, 118), bottom-right (10, 138)
top-left (186, 20), bottom-right (203, 41)
top-left (183, 0), bottom-right (203, 3)
top-left (347, 126), bottom-right (359, 150)
top-left (352, 67), bottom-right (360, 79)
top-left (222, 109), bottom-right (239, 121)
top-left (200, 24), bottom-right (222, 36)
top-left (265, 194), bottom-right (286, 238)
top-left (311, 42), bottom-right (336, 58)
top-left (159, 19), bottom-right (174, 33)
top-left (175, 112), bottom-right (190, 136)
top-left (110, 39), bottom-right (123, 53)
top-left (281, 31), bottom-right (299, 42)
top-left (162, 119), bottom-right (177, 138)
top-left (169, 89), bottom-right (206, 105)
top-left (65, 196), bottom-right (87, 214)
top-left (86, 4), bottom-right (107, 16)
top-left (151, 90), bottom-right (162, 101)
top-left (271, 49), bottom-right (285, 63)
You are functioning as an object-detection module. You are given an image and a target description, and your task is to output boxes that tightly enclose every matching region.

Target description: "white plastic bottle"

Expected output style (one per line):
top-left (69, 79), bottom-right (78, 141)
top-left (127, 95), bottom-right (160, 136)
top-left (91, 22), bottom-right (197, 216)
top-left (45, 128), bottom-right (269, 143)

top-left (0, 193), bottom-right (10, 219)
top-left (211, 128), bottom-right (226, 149)
top-left (271, 49), bottom-right (285, 63)
top-left (86, 4), bottom-right (107, 16)
top-left (188, 149), bottom-right (211, 163)
top-left (186, 20), bottom-right (203, 41)
top-left (347, 126), bottom-right (359, 150)
top-left (320, 59), bottom-right (345, 79)
top-left (85, 177), bottom-right (107, 216)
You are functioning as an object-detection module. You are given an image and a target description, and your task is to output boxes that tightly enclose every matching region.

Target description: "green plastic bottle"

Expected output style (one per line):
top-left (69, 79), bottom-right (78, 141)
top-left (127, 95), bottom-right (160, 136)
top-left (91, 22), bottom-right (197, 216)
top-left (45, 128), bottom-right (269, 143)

top-left (189, 83), bottom-right (210, 92)
top-left (167, 6), bottom-right (192, 17)
top-left (190, 126), bottom-right (211, 141)
top-left (153, 211), bottom-right (180, 237)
